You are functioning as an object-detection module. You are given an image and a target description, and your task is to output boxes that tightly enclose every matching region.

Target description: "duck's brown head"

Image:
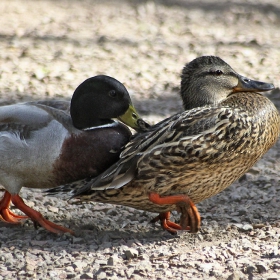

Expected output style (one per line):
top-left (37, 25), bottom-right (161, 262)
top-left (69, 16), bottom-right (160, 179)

top-left (181, 56), bottom-right (274, 110)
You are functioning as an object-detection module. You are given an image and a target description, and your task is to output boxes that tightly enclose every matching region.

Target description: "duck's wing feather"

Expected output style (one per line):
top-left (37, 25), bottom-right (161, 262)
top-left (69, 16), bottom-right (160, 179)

top-left (0, 102), bottom-right (73, 138)
top-left (73, 105), bottom-right (250, 197)
top-left (31, 100), bottom-right (70, 113)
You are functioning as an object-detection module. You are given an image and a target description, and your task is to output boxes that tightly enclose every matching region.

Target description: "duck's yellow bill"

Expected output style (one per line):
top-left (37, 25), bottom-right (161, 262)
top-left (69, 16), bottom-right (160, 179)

top-left (118, 104), bottom-right (143, 130)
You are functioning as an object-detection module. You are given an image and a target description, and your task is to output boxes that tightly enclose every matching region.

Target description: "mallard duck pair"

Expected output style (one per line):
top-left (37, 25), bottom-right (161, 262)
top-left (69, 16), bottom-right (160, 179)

top-left (0, 75), bottom-right (147, 234)
top-left (49, 56), bottom-right (280, 234)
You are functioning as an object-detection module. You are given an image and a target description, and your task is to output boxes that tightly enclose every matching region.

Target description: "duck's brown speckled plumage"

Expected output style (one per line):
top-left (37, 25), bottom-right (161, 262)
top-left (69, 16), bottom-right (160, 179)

top-left (49, 56), bottom-right (280, 233)
top-left (76, 92), bottom-right (279, 211)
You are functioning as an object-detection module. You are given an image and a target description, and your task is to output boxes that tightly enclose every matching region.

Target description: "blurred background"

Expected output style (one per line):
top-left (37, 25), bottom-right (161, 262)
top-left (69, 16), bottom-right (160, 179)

top-left (0, 0), bottom-right (279, 124)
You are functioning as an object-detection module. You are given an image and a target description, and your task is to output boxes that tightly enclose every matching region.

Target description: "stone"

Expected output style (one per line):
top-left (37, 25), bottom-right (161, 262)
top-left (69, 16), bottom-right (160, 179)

top-left (227, 272), bottom-right (240, 280)
top-left (72, 260), bottom-right (86, 270)
top-left (107, 254), bottom-right (121, 266)
top-left (80, 273), bottom-right (94, 279)
top-left (197, 263), bottom-right (213, 273)
top-left (66, 273), bottom-right (76, 279)
top-left (48, 206), bottom-right (59, 213)
top-left (72, 238), bottom-right (84, 244)
top-left (95, 259), bottom-right (107, 265)
top-left (96, 271), bottom-right (107, 279)
top-left (125, 248), bottom-right (139, 260)
top-left (245, 266), bottom-right (256, 274)
top-left (256, 263), bottom-right (267, 273)
top-left (49, 271), bottom-right (58, 277)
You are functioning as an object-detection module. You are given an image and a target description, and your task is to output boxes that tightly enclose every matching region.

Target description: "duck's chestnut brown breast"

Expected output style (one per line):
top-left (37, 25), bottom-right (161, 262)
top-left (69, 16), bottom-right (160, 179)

top-left (52, 123), bottom-right (132, 185)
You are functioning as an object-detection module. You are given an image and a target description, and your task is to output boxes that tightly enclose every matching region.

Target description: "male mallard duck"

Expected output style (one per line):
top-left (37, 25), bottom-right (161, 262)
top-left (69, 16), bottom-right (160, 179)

top-left (0, 75), bottom-right (147, 235)
top-left (48, 56), bottom-right (280, 234)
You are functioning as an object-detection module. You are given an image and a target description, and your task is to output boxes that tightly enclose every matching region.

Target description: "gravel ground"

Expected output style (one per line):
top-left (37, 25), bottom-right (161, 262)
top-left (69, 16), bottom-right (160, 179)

top-left (0, 0), bottom-right (280, 279)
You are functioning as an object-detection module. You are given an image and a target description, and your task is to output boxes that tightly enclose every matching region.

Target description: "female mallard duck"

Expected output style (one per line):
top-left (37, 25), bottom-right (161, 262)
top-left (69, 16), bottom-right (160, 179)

top-left (49, 56), bottom-right (280, 234)
top-left (0, 75), bottom-right (147, 235)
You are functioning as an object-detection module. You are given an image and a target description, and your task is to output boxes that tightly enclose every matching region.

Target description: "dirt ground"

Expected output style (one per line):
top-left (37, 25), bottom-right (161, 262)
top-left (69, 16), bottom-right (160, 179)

top-left (0, 0), bottom-right (280, 279)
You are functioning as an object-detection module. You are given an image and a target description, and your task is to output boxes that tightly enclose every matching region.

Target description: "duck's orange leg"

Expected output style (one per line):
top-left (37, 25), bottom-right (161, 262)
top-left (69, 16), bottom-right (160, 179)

top-left (11, 194), bottom-right (75, 235)
top-left (0, 191), bottom-right (28, 223)
top-left (149, 193), bottom-right (201, 234)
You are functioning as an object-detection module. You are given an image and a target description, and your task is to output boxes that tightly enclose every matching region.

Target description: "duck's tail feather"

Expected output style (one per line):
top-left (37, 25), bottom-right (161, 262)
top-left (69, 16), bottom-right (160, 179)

top-left (44, 177), bottom-right (95, 199)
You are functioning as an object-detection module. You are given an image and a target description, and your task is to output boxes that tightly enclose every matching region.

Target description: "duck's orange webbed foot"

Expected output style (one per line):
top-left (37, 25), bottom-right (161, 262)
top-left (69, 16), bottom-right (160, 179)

top-left (149, 192), bottom-right (201, 234)
top-left (150, 212), bottom-right (182, 235)
top-left (11, 194), bottom-right (75, 235)
top-left (0, 191), bottom-right (28, 223)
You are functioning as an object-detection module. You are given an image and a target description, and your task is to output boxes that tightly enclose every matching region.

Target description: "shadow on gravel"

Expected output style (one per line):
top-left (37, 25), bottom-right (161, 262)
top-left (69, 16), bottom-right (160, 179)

top-left (0, 221), bottom-right (191, 252)
top-left (0, 90), bottom-right (183, 117)
top-left (125, 0), bottom-right (280, 17)
top-left (61, 0), bottom-right (280, 17)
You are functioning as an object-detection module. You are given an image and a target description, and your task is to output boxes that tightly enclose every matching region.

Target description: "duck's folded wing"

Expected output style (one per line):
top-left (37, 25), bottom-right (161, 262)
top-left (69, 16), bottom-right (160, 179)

top-left (0, 103), bottom-right (73, 140)
top-left (31, 100), bottom-right (70, 113)
top-left (0, 104), bottom-right (55, 141)
top-left (0, 103), bottom-right (51, 127)
top-left (73, 105), bottom-right (251, 197)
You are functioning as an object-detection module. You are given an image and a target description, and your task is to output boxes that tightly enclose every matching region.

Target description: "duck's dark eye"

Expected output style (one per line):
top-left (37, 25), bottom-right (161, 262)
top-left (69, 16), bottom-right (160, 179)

top-left (108, 90), bottom-right (117, 97)
top-left (209, 69), bottom-right (223, 76)
top-left (215, 70), bottom-right (223, 75)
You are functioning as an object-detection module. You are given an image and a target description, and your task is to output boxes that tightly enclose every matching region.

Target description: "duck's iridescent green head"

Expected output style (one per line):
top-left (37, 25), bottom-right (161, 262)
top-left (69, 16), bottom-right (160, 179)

top-left (70, 75), bottom-right (145, 131)
top-left (181, 56), bottom-right (274, 110)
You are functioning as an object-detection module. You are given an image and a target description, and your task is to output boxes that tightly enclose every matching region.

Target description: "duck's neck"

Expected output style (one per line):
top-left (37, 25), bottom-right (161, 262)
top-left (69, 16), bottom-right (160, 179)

top-left (181, 88), bottom-right (219, 110)
top-left (71, 111), bottom-right (114, 130)
top-left (180, 83), bottom-right (231, 110)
